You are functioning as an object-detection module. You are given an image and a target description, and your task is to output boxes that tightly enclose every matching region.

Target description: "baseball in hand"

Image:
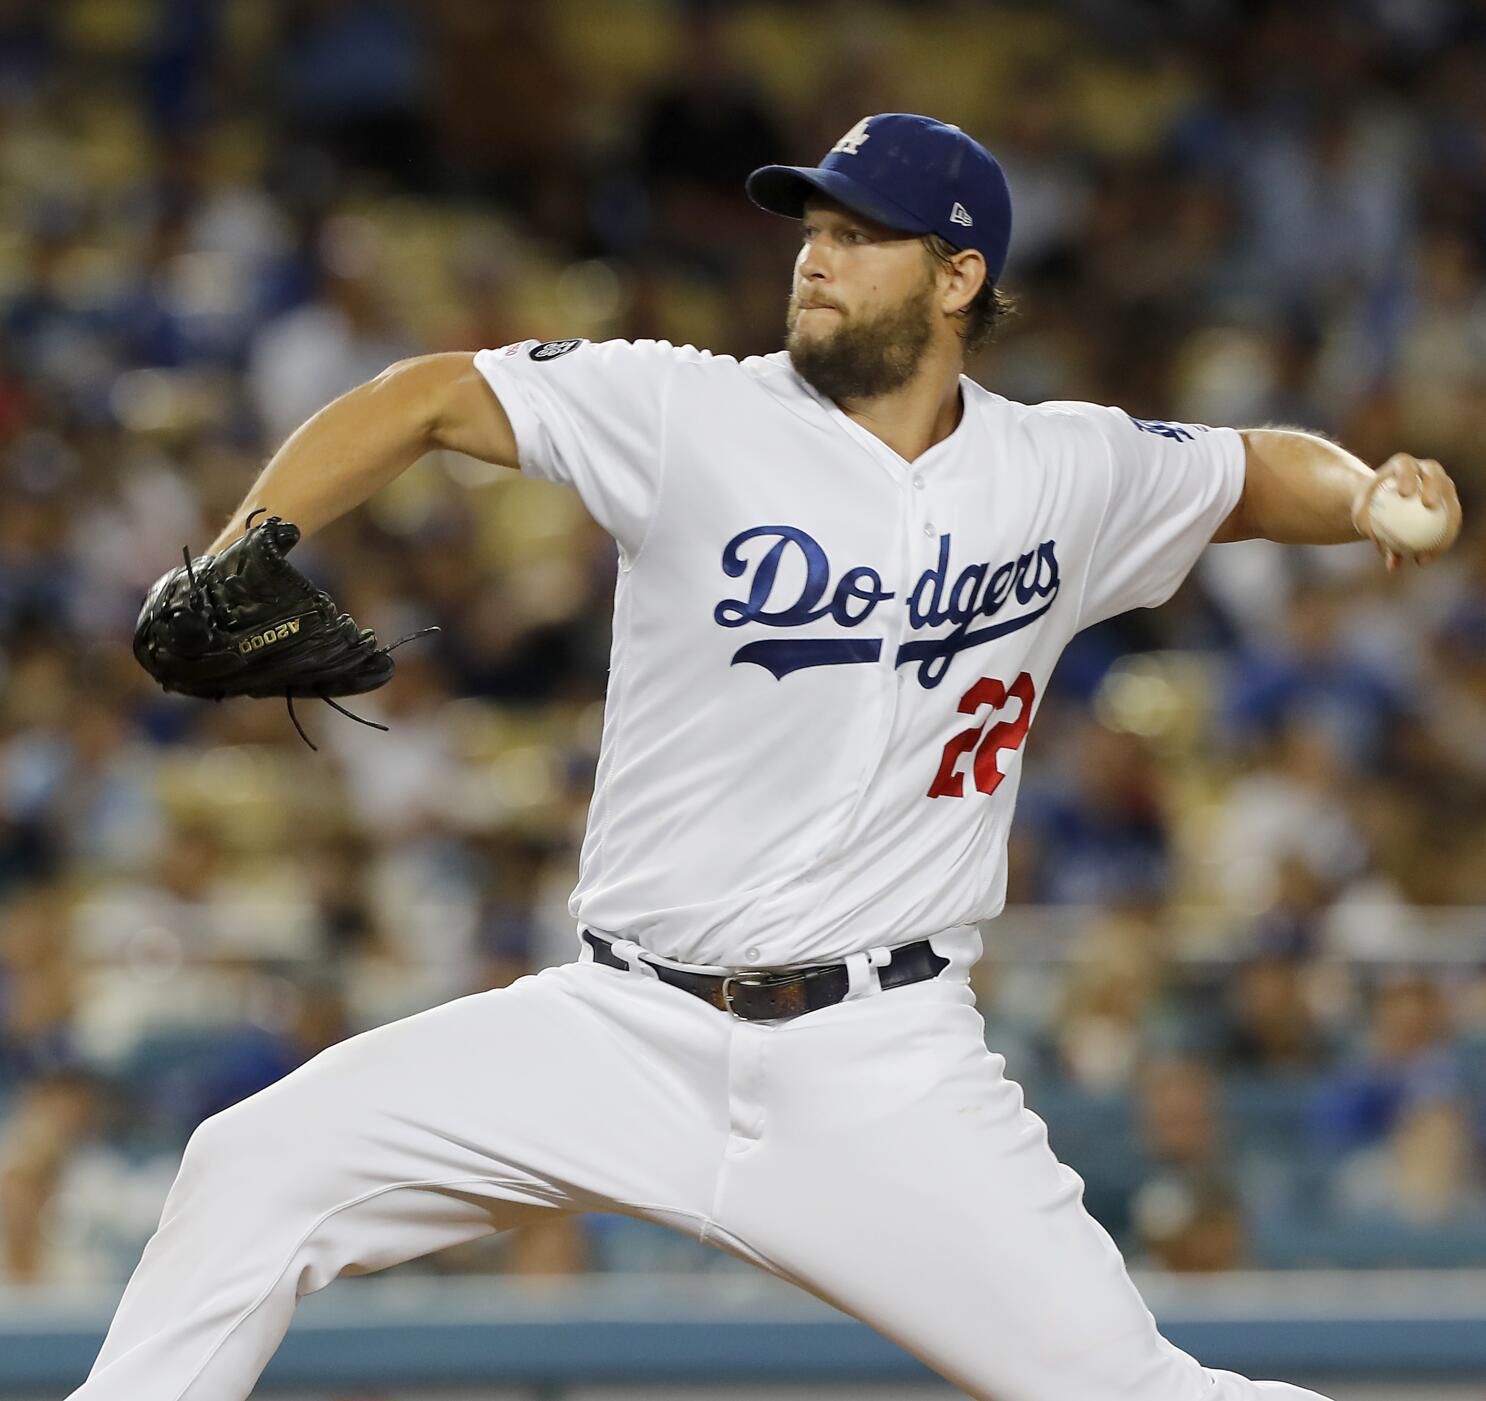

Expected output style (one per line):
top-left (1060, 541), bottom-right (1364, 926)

top-left (1366, 477), bottom-right (1450, 554)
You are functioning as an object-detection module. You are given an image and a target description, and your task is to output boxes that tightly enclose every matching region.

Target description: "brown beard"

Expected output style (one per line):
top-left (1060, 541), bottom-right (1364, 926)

top-left (785, 276), bottom-right (936, 404)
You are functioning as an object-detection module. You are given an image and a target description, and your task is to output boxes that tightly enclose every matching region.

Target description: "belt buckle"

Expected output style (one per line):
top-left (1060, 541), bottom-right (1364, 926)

top-left (720, 971), bottom-right (777, 1018)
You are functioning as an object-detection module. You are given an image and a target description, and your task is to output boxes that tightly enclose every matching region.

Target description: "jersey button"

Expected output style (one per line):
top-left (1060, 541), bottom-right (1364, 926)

top-left (912, 475), bottom-right (925, 490)
top-left (923, 522), bottom-right (936, 536)
top-left (745, 947), bottom-right (762, 963)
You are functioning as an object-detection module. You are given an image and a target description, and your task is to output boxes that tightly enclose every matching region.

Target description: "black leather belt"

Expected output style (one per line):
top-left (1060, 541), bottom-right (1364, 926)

top-left (581, 930), bottom-right (949, 1022)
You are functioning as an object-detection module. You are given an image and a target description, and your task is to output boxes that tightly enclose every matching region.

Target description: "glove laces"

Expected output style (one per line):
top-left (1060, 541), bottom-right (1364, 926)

top-left (283, 625), bottom-right (442, 752)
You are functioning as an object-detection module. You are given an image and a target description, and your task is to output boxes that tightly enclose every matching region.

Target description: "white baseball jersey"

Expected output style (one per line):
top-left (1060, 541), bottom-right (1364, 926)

top-left (473, 338), bottom-right (1244, 968)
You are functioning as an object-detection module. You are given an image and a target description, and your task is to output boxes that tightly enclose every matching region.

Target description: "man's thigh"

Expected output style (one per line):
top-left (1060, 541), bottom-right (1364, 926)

top-left (217, 958), bottom-right (734, 1229)
top-left (708, 978), bottom-right (1211, 1401)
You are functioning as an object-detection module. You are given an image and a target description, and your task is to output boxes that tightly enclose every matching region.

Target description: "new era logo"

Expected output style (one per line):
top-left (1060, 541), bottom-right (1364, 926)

top-left (950, 202), bottom-right (973, 227)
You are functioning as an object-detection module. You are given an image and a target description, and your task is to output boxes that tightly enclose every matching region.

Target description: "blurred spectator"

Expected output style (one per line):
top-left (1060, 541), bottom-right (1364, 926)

top-left (1212, 715), bottom-right (1369, 911)
top-left (1054, 910), bottom-right (1169, 1092)
top-left (472, 832), bottom-right (556, 991)
top-left (1129, 1057), bottom-right (1246, 1272)
top-left (1, 686), bottom-right (164, 878)
top-left (0, 479), bottom-right (80, 640)
top-left (248, 218), bottom-right (415, 447)
top-left (73, 816), bottom-right (318, 967)
top-left (276, 0), bottom-right (432, 186)
top-left (1312, 974), bottom-right (1464, 1153)
top-left (1214, 953), bottom-right (1329, 1074)
top-left (1394, 227), bottom-right (1486, 452)
top-left (1237, 97), bottom-right (1411, 320)
top-left (1131, 1173), bottom-right (1247, 1274)
top-left (1333, 1095), bottom-right (1486, 1229)
top-left (0, 0), bottom-right (55, 103)
top-left (1223, 587), bottom-right (1411, 772)
top-left (306, 827), bottom-right (387, 961)
top-left (0, 1069), bottom-right (105, 1283)
top-left (428, 2), bottom-right (579, 228)
top-left (1016, 720), bottom-right (1171, 907)
top-left (433, 226), bottom-right (530, 353)
top-left (631, 8), bottom-right (786, 268)
top-left (0, 881), bottom-right (76, 1081)
top-left (1416, 520), bottom-right (1486, 786)
top-left (995, 61), bottom-right (1092, 279)
top-left (1249, 855), bottom-right (1333, 961)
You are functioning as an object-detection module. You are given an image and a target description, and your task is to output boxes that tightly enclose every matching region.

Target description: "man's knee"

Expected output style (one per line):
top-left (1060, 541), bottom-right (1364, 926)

top-left (172, 1085), bottom-right (319, 1213)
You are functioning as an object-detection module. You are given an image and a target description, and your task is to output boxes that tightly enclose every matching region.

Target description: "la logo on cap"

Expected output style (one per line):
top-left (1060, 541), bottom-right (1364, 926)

top-left (831, 118), bottom-right (872, 156)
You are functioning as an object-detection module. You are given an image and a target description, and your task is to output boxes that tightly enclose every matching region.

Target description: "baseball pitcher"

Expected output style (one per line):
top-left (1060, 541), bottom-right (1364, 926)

top-left (105, 114), bottom-right (1462, 1401)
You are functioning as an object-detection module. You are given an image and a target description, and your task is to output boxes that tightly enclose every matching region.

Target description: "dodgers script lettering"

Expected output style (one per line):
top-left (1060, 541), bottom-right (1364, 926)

top-left (714, 526), bottom-right (1060, 687)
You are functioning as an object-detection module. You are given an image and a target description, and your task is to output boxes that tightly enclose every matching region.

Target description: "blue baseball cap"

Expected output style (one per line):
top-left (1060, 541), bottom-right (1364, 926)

top-left (746, 113), bottom-right (1013, 282)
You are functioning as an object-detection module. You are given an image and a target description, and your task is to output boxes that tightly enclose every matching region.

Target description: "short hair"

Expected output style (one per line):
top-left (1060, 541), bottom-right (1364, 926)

top-left (922, 233), bottom-right (1015, 355)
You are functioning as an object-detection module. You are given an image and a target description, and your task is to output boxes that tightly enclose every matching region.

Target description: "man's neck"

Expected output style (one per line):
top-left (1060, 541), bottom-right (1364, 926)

top-left (836, 360), bottom-right (966, 463)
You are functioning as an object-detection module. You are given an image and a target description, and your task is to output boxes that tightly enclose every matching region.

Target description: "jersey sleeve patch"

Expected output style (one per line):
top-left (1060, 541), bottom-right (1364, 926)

top-left (1125, 414), bottom-right (1205, 442)
top-left (529, 338), bottom-right (588, 361)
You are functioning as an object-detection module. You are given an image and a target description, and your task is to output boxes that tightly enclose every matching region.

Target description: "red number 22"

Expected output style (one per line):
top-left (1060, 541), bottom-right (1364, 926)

top-left (927, 671), bottom-right (1036, 799)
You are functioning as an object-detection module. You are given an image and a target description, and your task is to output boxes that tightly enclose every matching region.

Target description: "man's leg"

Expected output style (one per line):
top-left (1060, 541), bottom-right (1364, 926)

top-left (72, 958), bottom-right (730, 1401)
top-left (709, 974), bottom-right (1332, 1401)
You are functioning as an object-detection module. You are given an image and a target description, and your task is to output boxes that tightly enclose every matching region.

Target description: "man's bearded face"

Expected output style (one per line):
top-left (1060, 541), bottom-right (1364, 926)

top-left (785, 265), bottom-right (936, 404)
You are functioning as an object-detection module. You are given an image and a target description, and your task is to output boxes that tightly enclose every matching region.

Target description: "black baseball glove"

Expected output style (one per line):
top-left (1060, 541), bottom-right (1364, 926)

top-left (132, 508), bottom-right (436, 749)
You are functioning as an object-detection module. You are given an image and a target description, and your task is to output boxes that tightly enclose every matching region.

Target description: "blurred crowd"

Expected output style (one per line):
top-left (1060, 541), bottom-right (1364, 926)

top-left (3, 0), bottom-right (1486, 1288)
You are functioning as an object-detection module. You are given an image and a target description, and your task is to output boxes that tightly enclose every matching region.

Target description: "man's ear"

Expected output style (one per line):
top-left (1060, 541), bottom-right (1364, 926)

top-left (943, 249), bottom-right (987, 317)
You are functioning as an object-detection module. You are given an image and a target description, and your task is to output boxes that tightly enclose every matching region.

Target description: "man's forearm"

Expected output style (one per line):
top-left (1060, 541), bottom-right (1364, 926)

top-left (207, 361), bottom-right (441, 553)
top-left (1235, 428), bottom-right (1374, 545)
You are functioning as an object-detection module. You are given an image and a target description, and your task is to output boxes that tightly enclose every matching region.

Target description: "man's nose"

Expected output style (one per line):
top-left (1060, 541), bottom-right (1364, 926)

top-left (797, 242), bottom-right (830, 281)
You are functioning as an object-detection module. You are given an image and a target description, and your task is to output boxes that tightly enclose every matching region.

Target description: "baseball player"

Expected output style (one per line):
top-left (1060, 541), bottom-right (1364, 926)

top-left (89, 114), bottom-right (1461, 1401)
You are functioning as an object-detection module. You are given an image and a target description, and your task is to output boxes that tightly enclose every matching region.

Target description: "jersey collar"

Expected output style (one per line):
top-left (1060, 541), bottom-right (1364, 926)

top-left (786, 361), bottom-right (973, 477)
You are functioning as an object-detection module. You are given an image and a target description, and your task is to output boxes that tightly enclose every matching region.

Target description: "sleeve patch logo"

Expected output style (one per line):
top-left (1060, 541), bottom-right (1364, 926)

top-left (529, 339), bottom-right (587, 361)
top-left (1126, 414), bottom-right (1202, 442)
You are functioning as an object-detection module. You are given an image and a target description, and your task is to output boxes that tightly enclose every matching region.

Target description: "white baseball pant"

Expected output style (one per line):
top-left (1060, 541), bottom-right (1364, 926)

top-left (71, 932), bottom-right (1333, 1401)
